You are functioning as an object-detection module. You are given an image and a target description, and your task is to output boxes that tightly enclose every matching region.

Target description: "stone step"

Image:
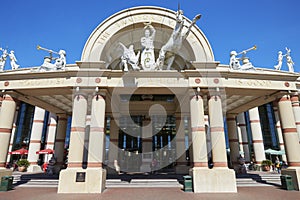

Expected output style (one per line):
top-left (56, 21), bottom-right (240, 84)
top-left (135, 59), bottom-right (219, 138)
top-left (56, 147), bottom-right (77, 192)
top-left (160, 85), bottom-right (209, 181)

top-left (106, 179), bottom-right (183, 188)
top-left (11, 173), bottom-right (283, 188)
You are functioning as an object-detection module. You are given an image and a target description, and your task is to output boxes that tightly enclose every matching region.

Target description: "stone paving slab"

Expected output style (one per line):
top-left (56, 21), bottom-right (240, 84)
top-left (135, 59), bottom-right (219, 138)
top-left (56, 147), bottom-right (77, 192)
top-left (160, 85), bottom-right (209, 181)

top-left (1, 186), bottom-right (300, 200)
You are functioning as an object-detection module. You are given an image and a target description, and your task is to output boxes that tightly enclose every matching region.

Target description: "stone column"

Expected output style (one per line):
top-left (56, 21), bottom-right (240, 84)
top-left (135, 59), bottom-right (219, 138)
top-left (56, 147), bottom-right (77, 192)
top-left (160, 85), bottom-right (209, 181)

top-left (58, 94), bottom-right (87, 193)
top-left (237, 113), bottom-right (250, 162)
top-left (273, 102), bottom-right (287, 162)
top-left (27, 107), bottom-right (46, 172)
top-left (190, 94), bottom-right (207, 167)
top-left (54, 114), bottom-right (68, 171)
top-left (248, 107), bottom-right (266, 164)
top-left (0, 94), bottom-right (16, 177)
top-left (86, 94), bottom-right (106, 193)
top-left (67, 94), bottom-right (87, 168)
top-left (208, 95), bottom-right (228, 168)
top-left (291, 94), bottom-right (300, 140)
top-left (278, 95), bottom-right (300, 191)
top-left (175, 113), bottom-right (188, 173)
top-left (44, 113), bottom-right (57, 162)
top-left (189, 93), bottom-right (209, 193)
top-left (6, 106), bottom-right (19, 166)
top-left (108, 115), bottom-right (119, 173)
top-left (88, 94), bottom-right (106, 168)
top-left (226, 114), bottom-right (240, 169)
top-left (204, 94), bottom-right (236, 192)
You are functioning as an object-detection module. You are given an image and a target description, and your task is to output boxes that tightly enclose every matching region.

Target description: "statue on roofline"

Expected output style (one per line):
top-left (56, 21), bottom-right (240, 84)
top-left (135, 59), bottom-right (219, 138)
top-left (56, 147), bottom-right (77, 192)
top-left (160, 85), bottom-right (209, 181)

top-left (156, 8), bottom-right (201, 70)
top-left (37, 45), bottom-right (66, 71)
top-left (274, 47), bottom-right (295, 72)
top-left (229, 45), bottom-right (257, 71)
top-left (9, 50), bottom-right (20, 70)
top-left (140, 22), bottom-right (156, 71)
top-left (0, 48), bottom-right (21, 71)
top-left (118, 42), bottom-right (140, 72)
top-left (0, 48), bottom-right (8, 71)
top-left (115, 6), bottom-right (201, 71)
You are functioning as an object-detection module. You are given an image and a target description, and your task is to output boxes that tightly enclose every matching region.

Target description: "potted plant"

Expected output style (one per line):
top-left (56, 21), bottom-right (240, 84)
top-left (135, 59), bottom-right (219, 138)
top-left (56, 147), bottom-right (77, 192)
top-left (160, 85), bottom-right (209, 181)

top-left (16, 159), bottom-right (30, 172)
top-left (261, 159), bottom-right (272, 171)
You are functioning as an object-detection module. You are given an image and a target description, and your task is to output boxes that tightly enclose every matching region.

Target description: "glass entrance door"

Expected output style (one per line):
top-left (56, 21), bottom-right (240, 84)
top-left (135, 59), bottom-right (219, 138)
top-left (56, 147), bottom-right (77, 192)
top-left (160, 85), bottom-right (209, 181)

top-left (152, 115), bottom-right (176, 170)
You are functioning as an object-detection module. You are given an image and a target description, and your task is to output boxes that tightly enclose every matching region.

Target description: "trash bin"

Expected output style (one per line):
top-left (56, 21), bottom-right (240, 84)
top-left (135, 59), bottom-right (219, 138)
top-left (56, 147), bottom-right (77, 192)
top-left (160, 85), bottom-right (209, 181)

top-left (280, 175), bottom-right (294, 190)
top-left (183, 175), bottom-right (193, 192)
top-left (0, 176), bottom-right (14, 192)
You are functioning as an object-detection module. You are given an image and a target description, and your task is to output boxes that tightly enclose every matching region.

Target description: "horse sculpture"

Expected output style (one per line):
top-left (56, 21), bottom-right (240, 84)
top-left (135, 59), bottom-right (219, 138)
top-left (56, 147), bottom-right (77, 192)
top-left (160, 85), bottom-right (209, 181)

top-left (156, 10), bottom-right (201, 70)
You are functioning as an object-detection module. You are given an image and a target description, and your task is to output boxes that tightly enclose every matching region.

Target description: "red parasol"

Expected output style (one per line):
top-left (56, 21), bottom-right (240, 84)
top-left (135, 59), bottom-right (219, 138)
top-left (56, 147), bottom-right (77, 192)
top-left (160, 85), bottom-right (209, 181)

top-left (36, 148), bottom-right (54, 155)
top-left (8, 148), bottom-right (28, 155)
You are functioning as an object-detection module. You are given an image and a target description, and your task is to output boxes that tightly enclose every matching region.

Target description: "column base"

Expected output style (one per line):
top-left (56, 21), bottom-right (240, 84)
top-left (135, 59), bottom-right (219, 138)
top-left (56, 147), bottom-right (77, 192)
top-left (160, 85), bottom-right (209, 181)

top-left (58, 168), bottom-right (106, 193)
top-left (189, 167), bottom-right (237, 193)
top-left (27, 165), bottom-right (43, 173)
top-left (281, 167), bottom-right (300, 191)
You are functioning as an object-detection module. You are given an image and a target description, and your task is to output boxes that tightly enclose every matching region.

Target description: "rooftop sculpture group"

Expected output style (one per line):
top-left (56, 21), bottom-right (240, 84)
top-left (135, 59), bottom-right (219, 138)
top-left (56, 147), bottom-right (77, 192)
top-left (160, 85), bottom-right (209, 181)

top-left (37, 45), bottom-right (66, 71)
top-left (118, 8), bottom-right (201, 71)
top-left (0, 48), bottom-right (20, 71)
top-left (229, 45), bottom-right (257, 71)
top-left (274, 47), bottom-right (294, 72)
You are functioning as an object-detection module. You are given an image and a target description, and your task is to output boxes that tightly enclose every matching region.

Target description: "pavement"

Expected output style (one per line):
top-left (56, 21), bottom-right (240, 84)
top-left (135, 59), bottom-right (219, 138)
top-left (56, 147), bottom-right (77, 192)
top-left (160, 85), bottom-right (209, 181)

top-left (1, 186), bottom-right (300, 200)
top-left (1, 171), bottom-right (300, 200)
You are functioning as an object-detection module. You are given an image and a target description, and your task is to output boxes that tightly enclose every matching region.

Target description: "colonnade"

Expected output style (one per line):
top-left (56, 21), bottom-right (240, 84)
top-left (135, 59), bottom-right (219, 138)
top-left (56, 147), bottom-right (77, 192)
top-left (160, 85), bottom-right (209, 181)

top-left (58, 93), bottom-right (106, 193)
top-left (1, 91), bottom-right (300, 192)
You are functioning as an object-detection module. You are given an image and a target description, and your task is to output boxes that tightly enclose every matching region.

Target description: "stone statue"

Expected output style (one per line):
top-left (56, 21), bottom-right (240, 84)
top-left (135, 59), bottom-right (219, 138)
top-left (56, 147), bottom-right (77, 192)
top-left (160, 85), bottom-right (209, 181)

top-left (54, 50), bottom-right (66, 70)
top-left (273, 47), bottom-right (295, 72)
top-left (286, 47), bottom-right (294, 72)
top-left (37, 45), bottom-right (66, 71)
top-left (156, 9), bottom-right (201, 70)
top-left (140, 22), bottom-right (156, 70)
top-left (9, 50), bottom-right (19, 70)
top-left (119, 42), bottom-right (140, 72)
top-left (274, 51), bottom-right (285, 70)
top-left (229, 45), bottom-right (256, 71)
top-left (229, 51), bottom-right (241, 70)
top-left (240, 57), bottom-right (255, 71)
top-left (0, 48), bottom-right (8, 71)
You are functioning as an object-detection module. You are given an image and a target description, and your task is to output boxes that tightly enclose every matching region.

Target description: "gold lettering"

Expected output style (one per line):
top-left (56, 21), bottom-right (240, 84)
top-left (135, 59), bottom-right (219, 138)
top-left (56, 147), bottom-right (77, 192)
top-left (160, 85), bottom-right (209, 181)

top-left (98, 32), bottom-right (111, 45)
top-left (236, 79), bottom-right (271, 87)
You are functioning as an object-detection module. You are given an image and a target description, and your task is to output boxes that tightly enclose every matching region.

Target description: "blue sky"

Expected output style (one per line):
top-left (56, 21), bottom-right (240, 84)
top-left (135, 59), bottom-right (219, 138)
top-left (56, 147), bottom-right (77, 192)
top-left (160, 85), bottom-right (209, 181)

top-left (1, 0), bottom-right (300, 72)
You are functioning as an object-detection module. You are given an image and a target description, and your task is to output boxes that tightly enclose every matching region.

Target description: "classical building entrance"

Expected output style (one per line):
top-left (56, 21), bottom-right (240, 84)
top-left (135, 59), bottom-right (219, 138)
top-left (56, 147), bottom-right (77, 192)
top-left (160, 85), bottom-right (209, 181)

top-left (1, 5), bottom-right (300, 194)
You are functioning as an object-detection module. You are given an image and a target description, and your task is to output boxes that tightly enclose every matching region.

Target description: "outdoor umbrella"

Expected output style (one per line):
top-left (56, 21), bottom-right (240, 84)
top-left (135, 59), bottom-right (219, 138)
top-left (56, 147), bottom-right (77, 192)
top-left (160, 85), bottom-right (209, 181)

top-left (265, 148), bottom-right (285, 159)
top-left (8, 148), bottom-right (28, 159)
top-left (36, 148), bottom-right (54, 155)
top-left (36, 148), bottom-right (54, 162)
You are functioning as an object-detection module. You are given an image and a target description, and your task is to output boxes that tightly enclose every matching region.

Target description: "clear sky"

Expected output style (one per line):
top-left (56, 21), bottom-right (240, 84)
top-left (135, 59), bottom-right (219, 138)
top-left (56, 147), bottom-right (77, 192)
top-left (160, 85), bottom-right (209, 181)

top-left (1, 0), bottom-right (300, 72)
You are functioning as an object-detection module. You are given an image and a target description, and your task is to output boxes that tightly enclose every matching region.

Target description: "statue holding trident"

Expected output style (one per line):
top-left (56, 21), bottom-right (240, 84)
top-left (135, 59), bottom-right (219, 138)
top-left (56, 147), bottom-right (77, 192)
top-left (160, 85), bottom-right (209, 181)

top-left (156, 6), bottom-right (201, 70)
top-left (141, 22), bottom-right (156, 70)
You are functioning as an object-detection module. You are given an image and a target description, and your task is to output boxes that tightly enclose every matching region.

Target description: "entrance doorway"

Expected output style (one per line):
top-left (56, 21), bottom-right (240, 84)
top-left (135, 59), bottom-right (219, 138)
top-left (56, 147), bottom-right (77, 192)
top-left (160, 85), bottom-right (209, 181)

top-left (117, 115), bottom-right (177, 172)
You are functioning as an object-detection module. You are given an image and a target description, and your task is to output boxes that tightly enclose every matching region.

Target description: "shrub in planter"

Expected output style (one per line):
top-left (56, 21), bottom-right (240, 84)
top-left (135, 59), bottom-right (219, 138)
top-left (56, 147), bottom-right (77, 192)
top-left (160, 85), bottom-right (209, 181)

top-left (261, 159), bottom-right (272, 171)
top-left (16, 159), bottom-right (30, 172)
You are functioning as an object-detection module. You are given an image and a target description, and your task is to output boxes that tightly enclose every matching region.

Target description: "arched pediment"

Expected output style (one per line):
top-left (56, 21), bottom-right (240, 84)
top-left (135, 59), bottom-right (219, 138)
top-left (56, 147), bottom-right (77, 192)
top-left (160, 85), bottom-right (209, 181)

top-left (81, 6), bottom-right (214, 69)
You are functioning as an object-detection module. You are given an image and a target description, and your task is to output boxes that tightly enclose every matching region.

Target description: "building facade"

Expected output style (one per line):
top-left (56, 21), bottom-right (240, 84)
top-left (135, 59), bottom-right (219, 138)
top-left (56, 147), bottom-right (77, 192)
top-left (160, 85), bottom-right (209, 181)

top-left (1, 6), bottom-right (300, 193)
